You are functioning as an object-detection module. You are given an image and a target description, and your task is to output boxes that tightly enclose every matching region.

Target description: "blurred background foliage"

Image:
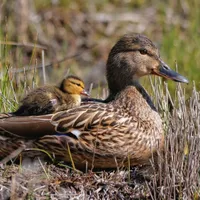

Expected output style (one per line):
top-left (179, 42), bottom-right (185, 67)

top-left (0, 0), bottom-right (199, 111)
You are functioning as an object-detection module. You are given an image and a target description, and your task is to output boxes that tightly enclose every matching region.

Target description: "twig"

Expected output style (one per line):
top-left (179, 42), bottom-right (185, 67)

top-left (0, 144), bottom-right (26, 164)
top-left (38, 157), bottom-right (50, 180)
top-left (42, 50), bottom-right (46, 84)
top-left (0, 41), bottom-right (47, 50)
top-left (2, 44), bottom-right (97, 75)
top-left (67, 143), bottom-right (76, 171)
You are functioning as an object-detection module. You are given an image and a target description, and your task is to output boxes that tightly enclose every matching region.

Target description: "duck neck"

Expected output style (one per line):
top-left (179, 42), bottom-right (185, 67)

top-left (133, 81), bottom-right (157, 112)
top-left (106, 80), bottom-right (157, 112)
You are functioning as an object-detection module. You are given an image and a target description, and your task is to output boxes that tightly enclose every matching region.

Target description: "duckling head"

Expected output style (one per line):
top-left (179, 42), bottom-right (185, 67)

top-left (60, 76), bottom-right (89, 96)
top-left (106, 34), bottom-right (188, 95)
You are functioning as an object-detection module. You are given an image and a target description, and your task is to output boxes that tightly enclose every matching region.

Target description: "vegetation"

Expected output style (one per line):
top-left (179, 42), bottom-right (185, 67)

top-left (0, 0), bottom-right (199, 199)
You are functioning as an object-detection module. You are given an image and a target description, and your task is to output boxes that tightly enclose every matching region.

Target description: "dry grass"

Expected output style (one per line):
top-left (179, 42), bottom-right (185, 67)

top-left (148, 81), bottom-right (200, 199)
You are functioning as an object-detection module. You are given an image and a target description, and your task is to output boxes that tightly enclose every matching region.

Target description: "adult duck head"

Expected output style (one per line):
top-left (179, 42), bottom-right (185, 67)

top-left (106, 34), bottom-right (188, 96)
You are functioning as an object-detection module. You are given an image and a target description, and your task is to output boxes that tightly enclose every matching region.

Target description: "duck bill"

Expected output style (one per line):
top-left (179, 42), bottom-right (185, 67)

top-left (81, 90), bottom-right (90, 97)
top-left (152, 60), bottom-right (189, 83)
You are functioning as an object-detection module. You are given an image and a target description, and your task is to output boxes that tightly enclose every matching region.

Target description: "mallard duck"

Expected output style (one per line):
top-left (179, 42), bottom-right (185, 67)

top-left (12, 75), bottom-right (89, 116)
top-left (0, 34), bottom-right (188, 169)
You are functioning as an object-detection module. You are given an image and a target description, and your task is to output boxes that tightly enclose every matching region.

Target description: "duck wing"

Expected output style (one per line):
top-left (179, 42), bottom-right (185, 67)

top-left (0, 114), bottom-right (54, 138)
top-left (33, 102), bottom-right (134, 168)
top-left (51, 102), bottom-right (130, 134)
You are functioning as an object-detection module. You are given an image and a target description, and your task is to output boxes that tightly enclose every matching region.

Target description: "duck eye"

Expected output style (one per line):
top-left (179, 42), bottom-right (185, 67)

top-left (139, 49), bottom-right (148, 55)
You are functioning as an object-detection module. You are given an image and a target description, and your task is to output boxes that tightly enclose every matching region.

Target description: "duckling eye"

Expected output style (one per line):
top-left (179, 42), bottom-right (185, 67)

top-left (139, 49), bottom-right (148, 55)
top-left (76, 83), bottom-right (84, 89)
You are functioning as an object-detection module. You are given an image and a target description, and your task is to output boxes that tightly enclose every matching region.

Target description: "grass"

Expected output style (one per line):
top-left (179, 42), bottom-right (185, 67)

top-left (0, 0), bottom-right (200, 199)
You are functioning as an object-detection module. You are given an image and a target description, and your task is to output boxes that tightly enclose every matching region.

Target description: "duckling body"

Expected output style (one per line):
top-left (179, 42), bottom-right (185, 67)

top-left (0, 34), bottom-right (188, 168)
top-left (13, 76), bottom-right (88, 116)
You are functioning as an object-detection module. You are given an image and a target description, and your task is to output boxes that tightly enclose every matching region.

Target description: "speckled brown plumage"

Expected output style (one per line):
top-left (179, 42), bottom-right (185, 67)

top-left (0, 34), bottom-right (188, 169)
top-left (12, 75), bottom-right (88, 116)
top-left (34, 86), bottom-right (163, 168)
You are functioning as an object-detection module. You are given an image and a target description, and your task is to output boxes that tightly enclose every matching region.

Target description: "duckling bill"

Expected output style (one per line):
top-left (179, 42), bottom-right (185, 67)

top-left (12, 75), bottom-right (89, 116)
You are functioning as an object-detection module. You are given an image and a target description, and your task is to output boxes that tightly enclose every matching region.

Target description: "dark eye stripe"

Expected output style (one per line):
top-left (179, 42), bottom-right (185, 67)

top-left (139, 48), bottom-right (158, 58)
top-left (115, 48), bottom-right (158, 59)
top-left (70, 81), bottom-right (84, 89)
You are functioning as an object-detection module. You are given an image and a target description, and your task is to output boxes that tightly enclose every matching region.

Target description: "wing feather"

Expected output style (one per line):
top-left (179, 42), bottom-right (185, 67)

top-left (51, 103), bottom-right (125, 134)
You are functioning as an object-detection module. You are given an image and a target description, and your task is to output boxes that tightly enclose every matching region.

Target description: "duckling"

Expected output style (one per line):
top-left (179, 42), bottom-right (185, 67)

top-left (12, 75), bottom-right (89, 116)
top-left (0, 34), bottom-right (188, 169)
